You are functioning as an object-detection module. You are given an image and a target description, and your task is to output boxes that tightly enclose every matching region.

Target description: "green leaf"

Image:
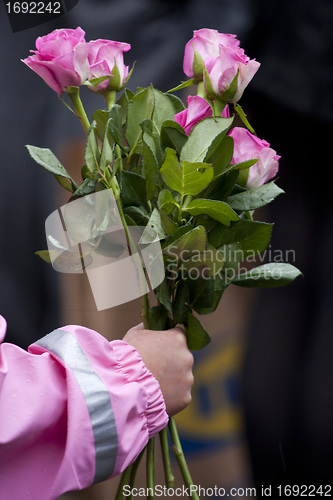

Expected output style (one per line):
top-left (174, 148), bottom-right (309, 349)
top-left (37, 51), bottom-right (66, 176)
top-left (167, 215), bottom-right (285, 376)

top-left (218, 242), bottom-right (244, 282)
top-left (26, 145), bottom-right (78, 192)
top-left (100, 119), bottom-right (113, 172)
top-left (165, 93), bottom-right (186, 113)
top-left (155, 279), bottom-right (173, 315)
top-left (208, 169), bottom-right (239, 201)
top-left (111, 157), bottom-right (123, 179)
top-left (160, 120), bottom-right (188, 155)
top-left (197, 273), bottom-right (226, 314)
top-left (123, 206), bottom-right (149, 225)
top-left (205, 134), bottom-right (234, 178)
top-left (157, 189), bottom-right (178, 215)
top-left (92, 109), bottom-right (109, 141)
top-left (124, 214), bottom-right (137, 226)
top-left (227, 182), bottom-right (284, 211)
top-left (116, 91), bottom-right (130, 125)
top-left (188, 276), bottom-right (215, 313)
top-left (162, 223), bottom-right (193, 250)
top-left (148, 305), bottom-right (170, 330)
top-left (141, 118), bottom-right (165, 167)
top-left (172, 281), bottom-right (189, 324)
top-left (219, 71), bottom-right (239, 102)
top-left (125, 86), bottom-right (154, 151)
top-left (164, 226), bottom-right (207, 258)
top-left (140, 208), bottom-right (167, 243)
top-left (208, 219), bottom-right (273, 257)
top-left (231, 159), bottom-right (258, 171)
top-left (167, 79), bottom-right (196, 93)
top-left (35, 250), bottom-right (52, 264)
top-left (125, 88), bottom-right (135, 101)
top-left (160, 148), bottom-right (213, 197)
top-left (185, 311), bottom-right (211, 350)
top-left (237, 168), bottom-right (249, 188)
top-left (180, 243), bottom-right (224, 278)
top-left (159, 210), bottom-right (178, 236)
top-left (26, 145), bottom-right (72, 180)
top-left (231, 159), bottom-right (258, 187)
top-left (73, 178), bottom-right (97, 197)
top-left (180, 117), bottom-right (234, 163)
top-left (140, 119), bottom-right (162, 161)
top-left (54, 175), bottom-right (76, 192)
top-left (142, 139), bottom-right (159, 201)
top-left (108, 104), bottom-right (124, 146)
top-left (120, 171), bottom-right (147, 208)
top-left (81, 164), bottom-right (94, 180)
top-left (84, 122), bottom-right (100, 174)
top-left (184, 199), bottom-right (239, 226)
top-left (152, 89), bottom-right (179, 132)
top-left (231, 263), bottom-right (302, 288)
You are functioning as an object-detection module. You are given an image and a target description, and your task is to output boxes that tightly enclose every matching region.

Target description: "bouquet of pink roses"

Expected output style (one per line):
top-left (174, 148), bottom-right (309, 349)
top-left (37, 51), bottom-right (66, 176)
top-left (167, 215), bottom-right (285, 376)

top-left (22, 26), bottom-right (301, 498)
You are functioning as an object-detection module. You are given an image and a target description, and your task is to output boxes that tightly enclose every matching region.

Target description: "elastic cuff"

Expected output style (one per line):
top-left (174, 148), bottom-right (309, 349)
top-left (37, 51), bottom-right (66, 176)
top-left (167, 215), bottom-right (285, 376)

top-left (111, 340), bottom-right (169, 437)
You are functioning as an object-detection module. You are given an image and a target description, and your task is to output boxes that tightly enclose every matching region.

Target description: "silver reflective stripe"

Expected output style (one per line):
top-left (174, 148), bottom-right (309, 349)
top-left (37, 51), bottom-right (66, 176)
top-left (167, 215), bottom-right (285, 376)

top-left (36, 329), bottom-right (118, 484)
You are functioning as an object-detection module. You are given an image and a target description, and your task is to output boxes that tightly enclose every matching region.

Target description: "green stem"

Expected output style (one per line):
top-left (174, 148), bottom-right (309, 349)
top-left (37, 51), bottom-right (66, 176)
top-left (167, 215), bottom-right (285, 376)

top-left (197, 81), bottom-right (205, 98)
top-left (104, 89), bottom-right (117, 111)
top-left (146, 437), bottom-right (155, 500)
top-left (178, 194), bottom-right (184, 224)
top-left (108, 176), bottom-right (150, 328)
top-left (115, 463), bottom-right (133, 500)
top-left (168, 417), bottom-right (200, 500)
top-left (127, 449), bottom-right (145, 500)
top-left (114, 144), bottom-right (123, 177)
top-left (66, 87), bottom-right (91, 135)
top-left (159, 427), bottom-right (174, 489)
top-left (142, 294), bottom-right (150, 329)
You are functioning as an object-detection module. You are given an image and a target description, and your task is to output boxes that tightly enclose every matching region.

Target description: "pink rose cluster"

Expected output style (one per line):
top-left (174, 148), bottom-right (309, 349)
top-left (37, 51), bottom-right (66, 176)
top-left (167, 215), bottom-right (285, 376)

top-left (22, 27), bottom-right (130, 94)
top-left (174, 29), bottom-right (278, 189)
top-left (183, 28), bottom-right (260, 102)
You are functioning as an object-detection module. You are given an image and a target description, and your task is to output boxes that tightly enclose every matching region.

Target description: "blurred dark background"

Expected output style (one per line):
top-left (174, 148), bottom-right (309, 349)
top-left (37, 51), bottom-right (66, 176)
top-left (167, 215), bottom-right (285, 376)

top-left (1, 0), bottom-right (332, 495)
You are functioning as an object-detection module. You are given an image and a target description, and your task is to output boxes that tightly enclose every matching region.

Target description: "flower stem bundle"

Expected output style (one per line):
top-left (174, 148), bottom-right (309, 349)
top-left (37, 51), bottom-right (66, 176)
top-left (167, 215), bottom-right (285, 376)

top-left (23, 26), bottom-right (302, 499)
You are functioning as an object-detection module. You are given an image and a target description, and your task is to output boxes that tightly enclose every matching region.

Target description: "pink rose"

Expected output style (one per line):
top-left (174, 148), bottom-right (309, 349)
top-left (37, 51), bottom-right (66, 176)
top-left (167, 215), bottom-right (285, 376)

top-left (204, 45), bottom-right (260, 102)
top-left (22, 27), bottom-right (90, 94)
top-left (86, 39), bottom-right (131, 92)
top-left (175, 96), bottom-right (230, 135)
top-left (183, 28), bottom-right (240, 81)
top-left (183, 28), bottom-right (260, 102)
top-left (174, 96), bottom-right (212, 135)
top-left (229, 127), bottom-right (280, 188)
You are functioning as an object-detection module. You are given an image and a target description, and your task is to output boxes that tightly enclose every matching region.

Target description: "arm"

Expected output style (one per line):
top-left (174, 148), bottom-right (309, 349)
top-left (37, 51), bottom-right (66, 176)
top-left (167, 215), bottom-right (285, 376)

top-left (0, 316), bottom-right (193, 500)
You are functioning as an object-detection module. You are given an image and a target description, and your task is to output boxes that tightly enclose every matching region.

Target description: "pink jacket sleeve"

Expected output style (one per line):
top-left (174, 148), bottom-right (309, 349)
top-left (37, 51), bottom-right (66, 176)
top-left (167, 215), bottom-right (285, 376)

top-left (0, 315), bottom-right (168, 500)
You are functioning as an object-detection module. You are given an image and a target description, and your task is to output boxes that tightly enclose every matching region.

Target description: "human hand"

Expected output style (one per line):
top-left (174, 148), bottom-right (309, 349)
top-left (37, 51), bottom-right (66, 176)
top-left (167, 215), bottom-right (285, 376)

top-left (123, 324), bottom-right (194, 416)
